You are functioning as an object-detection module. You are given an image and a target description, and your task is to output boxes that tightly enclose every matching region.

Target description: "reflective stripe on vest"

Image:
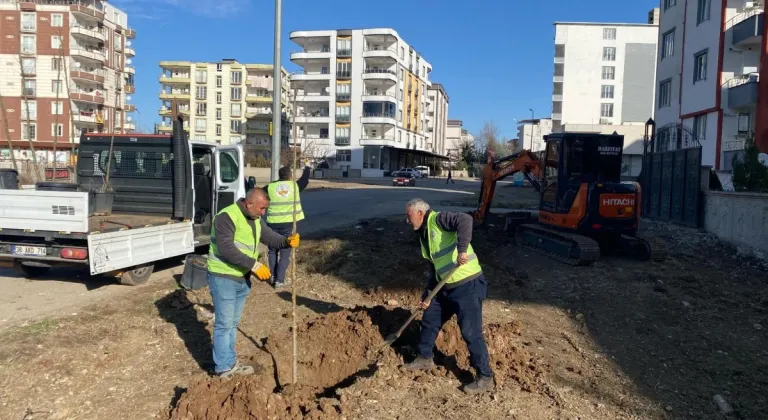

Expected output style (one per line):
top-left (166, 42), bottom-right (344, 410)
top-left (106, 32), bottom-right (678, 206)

top-left (207, 203), bottom-right (261, 277)
top-left (266, 180), bottom-right (305, 223)
top-left (419, 211), bottom-right (482, 284)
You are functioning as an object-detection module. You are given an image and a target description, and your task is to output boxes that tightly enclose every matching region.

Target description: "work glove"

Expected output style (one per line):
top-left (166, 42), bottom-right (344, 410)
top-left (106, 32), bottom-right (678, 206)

top-left (287, 233), bottom-right (300, 248)
top-left (251, 262), bottom-right (271, 281)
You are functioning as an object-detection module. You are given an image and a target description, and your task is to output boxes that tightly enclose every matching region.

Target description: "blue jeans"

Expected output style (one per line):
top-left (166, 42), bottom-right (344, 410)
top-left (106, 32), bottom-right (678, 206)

top-left (208, 273), bottom-right (251, 373)
top-left (418, 275), bottom-right (493, 378)
top-left (267, 223), bottom-right (296, 284)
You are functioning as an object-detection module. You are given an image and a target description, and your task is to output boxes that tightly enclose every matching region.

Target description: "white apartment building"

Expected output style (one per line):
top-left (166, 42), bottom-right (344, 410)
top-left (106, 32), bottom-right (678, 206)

top-left (425, 82), bottom-right (449, 155)
top-left (552, 16), bottom-right (659, 128)
top-left (654, 0), bottom-right (766, 171)
top-left (445, 119), bottom-right (474, 160)
top-left (289, 28), bottom-right (443, 176)
top-left (517, 118), bottom-right (553, 152)
top-left (0, 0), bottom-right (137, 163)
top-left (157, 59), bottom-right (291, 156)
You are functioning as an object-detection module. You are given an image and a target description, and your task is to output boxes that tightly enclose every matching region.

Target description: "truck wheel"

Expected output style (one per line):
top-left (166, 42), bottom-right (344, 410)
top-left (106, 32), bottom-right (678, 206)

top-left (119, 263), bottom-right (155, 286)
top-left (15, 262), bottom-right (50, 278)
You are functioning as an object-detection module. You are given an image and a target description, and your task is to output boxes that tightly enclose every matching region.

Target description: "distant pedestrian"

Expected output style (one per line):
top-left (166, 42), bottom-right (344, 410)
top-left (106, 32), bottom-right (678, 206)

top-left (446, 168), bottom-right (455, 184)
top-left (263, 165), bottom-right (311, 288)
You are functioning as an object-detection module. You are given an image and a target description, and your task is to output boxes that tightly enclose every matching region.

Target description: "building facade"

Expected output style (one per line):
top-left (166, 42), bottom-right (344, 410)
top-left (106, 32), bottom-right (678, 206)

top-left (289, 28), bottom-right (443, 176)
top-left (654, 0), bottom-right (766, 171)
top-left (0, 0), bottom-right (137, 163)
top-left (517, 118), bottom-right (553, 152)
top-left (426, 82), bottom-right (449, 155)
top-left (157, 59), bottom-right (291, 157)
top-left (552, 17), bottom-right (659, 128)
top-left (445, 119), bottom-right (474, 160)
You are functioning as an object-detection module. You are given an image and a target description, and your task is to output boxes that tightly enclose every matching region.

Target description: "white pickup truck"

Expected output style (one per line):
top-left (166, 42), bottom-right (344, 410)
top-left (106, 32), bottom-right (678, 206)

top-left (0, 127), bottom-right (247, 285)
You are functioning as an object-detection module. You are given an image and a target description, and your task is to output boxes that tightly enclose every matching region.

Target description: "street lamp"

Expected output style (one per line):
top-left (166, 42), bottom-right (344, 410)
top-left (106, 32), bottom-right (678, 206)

top-left (270, 0), bottom-right (283, 181)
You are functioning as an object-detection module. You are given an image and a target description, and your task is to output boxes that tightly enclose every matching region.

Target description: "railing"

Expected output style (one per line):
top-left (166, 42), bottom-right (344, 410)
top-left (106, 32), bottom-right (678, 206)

top-left (335, 136), bottom-right (351, 146)
top-left (361, 135), bottom-right (395, 141)
top-left (363, 91), bottom-right (396, 98)
top-left (362, 112), bottom-right (396, 119)
top-left (70, 23), bottom-right (106, 37)
top-left (293, 47), bottom-right (331, 53)
top-left (363, 68), bottom-right (396, 76)
top-left (723, 72), bottom-right (760, 89)
top-left (335, 114), bottom-right (351, 122)
top-left (337, 71), bottom-right (351, 78)
top-left (336, 49), bottom-right (352, 57)
top-left (336, 92), bottom-right (351, 100)
top-left (725, 5), bottom-right (764, 30)
top-left (299, 70), bottom-right (330, 75)
top-left (363, 45), bottom-right (397, 53)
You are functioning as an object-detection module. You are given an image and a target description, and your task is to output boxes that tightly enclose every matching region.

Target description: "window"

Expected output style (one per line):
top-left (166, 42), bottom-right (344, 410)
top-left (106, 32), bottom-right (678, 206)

top-left (337, 62), bottom-right (351, 77)
top-left (398, 109), bottom-right (403, 122)
top-left (196, 86), bottom-right (207, 100)
top-left (219, 151), bottom-right (239, 182)
top-left (658, 79), bottom-right (672, 108)
top-left (216, 124), bottom-right (222, 136)
top-left (21, 100), bottom-right (36, 119)
top-left (51, 13), bottom-right (63, 27)
top-left (216, 108), bottom-right (222, 120)
top-left (694, 50), bottom-right (707, 82)
top-left (52, 58), bottom-right (62, 71)
top-left (336, 150), bottom-right (351, 162)
top-left (601, 85), bottom-right (614, 99)
top-left (21, 123), bottom-right (36, 140)
top-left (662, 29), bottom-right (674, 59)
top-left (51, 101), bottom-right (63, 115)
top-left (216, 75), bottom-right (222, 87)
top-left (22, 58), bottom-right (35, 75)
top-left (51, 35), bottom-right (62, 49)
top-left (697, 0), bottom-right (711, 25)
top-left (23, 80), bottom-right (35, 97)
top-left (231, 71), bottom-right (242, 84)
top-left (693, 114), bottom-right (707, 140)
top-left (216, 92), bottom-right (222, 104)
top-left (52, 80), bottom-right (62, 94)
top-left (231, 87), bottom-right (242, 100)
top-left (230, 120), bottom-right (242, 133)
top-left (664, 0), bottom-right (676, 10)
top-left (738, 113), bottom-right (750, 133)
top-left (400, 46), bottom-right (404, 60)
top-left (601, 66), bottom-right (615, 80)
top-left (602, 47), bottom-right (616, 61)
top-left (216, 63), bottom-right (223, 72)
top-left (196, 102), bottom-right (207, 116)
top-left (21, 35), bottom-right (36, 54)
top-left (195, 118), bottom-right (206, 131)
top-left (21, 13), bottom-right (35, 31)
top-left (603, 28), bottom-right (616, 40)
top-left (51, 123), bottom-right (64, 137)
top-left (196, 70), bottom-right (207, 83)
top-left (600, 103), bottom-right (614, 118)
top-left (335, 126), bottom-right (350, 139)
top-left (320, 127), bottom-right (329, 138)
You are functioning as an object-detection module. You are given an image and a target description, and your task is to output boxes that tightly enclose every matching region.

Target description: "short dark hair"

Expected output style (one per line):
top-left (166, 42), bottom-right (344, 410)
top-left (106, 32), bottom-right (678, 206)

top-left (278, 166), bottom-right (292, 180)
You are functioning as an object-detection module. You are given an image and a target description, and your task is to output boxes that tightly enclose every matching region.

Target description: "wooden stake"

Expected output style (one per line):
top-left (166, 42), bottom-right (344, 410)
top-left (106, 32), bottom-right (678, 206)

top-left (0, 92), bottom-right (19, 172)
top-left (290, 79), bottom-right (299, 387)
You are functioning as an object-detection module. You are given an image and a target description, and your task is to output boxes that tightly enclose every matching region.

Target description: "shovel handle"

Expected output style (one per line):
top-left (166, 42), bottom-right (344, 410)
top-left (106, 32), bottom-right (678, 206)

top-left (391, 265), bottom-right (459, 340)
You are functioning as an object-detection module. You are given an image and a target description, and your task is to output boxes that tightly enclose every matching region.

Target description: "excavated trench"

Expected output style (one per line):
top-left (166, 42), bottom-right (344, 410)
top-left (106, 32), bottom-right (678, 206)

top-left (166, 305), bottom-right (553, 420)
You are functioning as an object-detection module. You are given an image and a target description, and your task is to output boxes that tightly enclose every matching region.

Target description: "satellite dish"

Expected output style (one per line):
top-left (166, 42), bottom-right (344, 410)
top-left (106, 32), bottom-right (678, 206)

top-left (759, 153), bottom-right (768, 167)
top-left (73, 61), bottom-right (81, 69)
top-left (126, 96), bottom-right (132, 101)
top-left (126, 41), bottom-right (132, 47)
top-left (126, 116), bottom-right (133, 122)
top-left (125, 58), bottom-right (132, 65)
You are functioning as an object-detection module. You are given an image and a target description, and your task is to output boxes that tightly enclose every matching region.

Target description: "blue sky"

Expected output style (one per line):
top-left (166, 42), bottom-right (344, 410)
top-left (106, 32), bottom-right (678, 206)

top-left (114, 0), bottom-right (659, 139)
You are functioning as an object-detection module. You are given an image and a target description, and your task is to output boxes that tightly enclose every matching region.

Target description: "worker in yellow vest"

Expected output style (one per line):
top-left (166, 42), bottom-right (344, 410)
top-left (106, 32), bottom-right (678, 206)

top-left (207, 188), bottom-right (299, 378)
top-left (403, 198), bottom-right (493, 394)
top-left (262, 165), bottom-right (310, 288)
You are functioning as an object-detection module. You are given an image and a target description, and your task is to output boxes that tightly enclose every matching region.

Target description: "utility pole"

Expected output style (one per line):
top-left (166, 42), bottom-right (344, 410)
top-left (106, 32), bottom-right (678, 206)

top-left (529, 108), bottom-right (534, 150)
top-left (270, 0), bottom-right (282, 181)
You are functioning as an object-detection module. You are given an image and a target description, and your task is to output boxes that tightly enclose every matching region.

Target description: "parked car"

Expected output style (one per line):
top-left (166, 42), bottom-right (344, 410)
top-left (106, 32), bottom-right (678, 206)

top-left (392, 173), bottom-right (416, 187)
top-left (414, 166), bottom-right (430, 178)
top-left (392, 168), bottom-right (422, 178)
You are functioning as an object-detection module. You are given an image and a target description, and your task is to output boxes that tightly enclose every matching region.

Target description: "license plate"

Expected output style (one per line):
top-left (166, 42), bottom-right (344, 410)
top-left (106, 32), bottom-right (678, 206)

top-left (12, 246), bottom-right (47, 256)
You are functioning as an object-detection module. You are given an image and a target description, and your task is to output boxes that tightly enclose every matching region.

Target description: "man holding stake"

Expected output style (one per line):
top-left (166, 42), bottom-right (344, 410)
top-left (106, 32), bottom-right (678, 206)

top-left (206, 188), bottom-right (300, 378)
top-left (403, 198), bottom-right (494, 394)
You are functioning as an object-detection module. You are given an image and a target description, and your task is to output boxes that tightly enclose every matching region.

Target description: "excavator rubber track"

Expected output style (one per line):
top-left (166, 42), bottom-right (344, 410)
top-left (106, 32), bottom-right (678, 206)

top-left (617, 234), bottom-right (668, 262)
top-left (515, 223), bottom-right (601, 266)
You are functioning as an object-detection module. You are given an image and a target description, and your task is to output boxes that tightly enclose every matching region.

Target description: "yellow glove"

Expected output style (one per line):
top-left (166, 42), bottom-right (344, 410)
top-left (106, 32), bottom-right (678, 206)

top-left (287, 233), bottom-right (300, 248)
top-left (251, 262), bottom-right (271, 281)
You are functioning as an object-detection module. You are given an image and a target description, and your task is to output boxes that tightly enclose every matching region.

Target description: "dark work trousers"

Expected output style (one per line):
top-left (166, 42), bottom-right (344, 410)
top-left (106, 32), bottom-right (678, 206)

top-left (267, 223), bottom-right (297, 284)
top-left (418, 274), bottom-right (493, 378)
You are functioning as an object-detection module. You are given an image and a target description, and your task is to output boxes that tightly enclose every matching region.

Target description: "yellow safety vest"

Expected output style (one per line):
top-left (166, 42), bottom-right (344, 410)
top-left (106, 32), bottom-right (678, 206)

top-left (420, 211), bottom-right (482, 284)
top-left (207, 203), bottom-right (261, 277)
top-left (266, 180), bottom-right (304, 223)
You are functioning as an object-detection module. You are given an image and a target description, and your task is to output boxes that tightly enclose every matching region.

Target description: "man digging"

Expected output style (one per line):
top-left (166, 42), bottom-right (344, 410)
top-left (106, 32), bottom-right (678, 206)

top-left (403, 198), bottom-right (494, 394)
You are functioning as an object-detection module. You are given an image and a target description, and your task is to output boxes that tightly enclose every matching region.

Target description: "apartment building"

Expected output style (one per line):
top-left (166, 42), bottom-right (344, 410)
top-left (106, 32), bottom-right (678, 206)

top-left (425, 82), bottom-right (449, 155)
top-left (552, 10), bottom-right (659, 176)
top-left (445, 119), bottom-right (474, 159)
top-left (157, 59), bottom-right (291, 157)
top-left (654, 0), bottom-right (766, 171)
top-left (289, 28), bottom-right (444, 176)
top-left (517, 118), bottom-right (553, 152)
top-left (0, 0), bottom-right (137, 162)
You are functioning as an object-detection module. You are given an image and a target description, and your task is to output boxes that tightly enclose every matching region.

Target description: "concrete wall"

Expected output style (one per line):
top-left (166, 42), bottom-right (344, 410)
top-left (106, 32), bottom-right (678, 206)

top-left (703, 191), bottom-right (768, 254)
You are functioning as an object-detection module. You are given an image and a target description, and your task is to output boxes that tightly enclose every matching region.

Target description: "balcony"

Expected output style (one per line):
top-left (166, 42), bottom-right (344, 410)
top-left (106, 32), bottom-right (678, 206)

top-left (553, 75), bottom-right (564, 83)
top-left (335, 114), bottom-right (351, 123)
top-left (159, 107), bottom-right (190, 116)
top-left (360, 135), bottom-right (395, 145)
top-left (362, 92), bottom-right (397, 102)
top-left (726, 73), bottom-right (759, 109)
top-left (159, 74), bottom-right (191, 84)
top-left (363, 46), bottom-right (397, 60)
top-left (245, 108), bottom-right (273, 119)
top-left (125, 28), bottom-right (136, 39)
top-left (554, 56), bottom-right (565, 64)
top-left (124, 104), bottom-right (136, 112)
top-left (123, 122), bottom-right (136, 131)
top-left (71, 25), bottom-right (106, 42)
top-left (70, 47), bottom-right (106, 62)
top-left (70, 90), bottom-right (105, 104)
top-left (294, 114), bottom-right (331, 124)
top-left (732, 10), bottom-right (764, 47)
top-left (124, 66), bottom-right (135, 75)
top-left (552, 113), bottom-right (562, 120)
top-left (361, 112), bottom-right (396, 125)
top-left (362, 69), bottom-right (397, 83)
top-left (292, 70), bottom-right (331, 81)
top-left (245, 125), bottom-right (270, 135)
top-left (552, 94), bottom-right (563, 101)
top-left (159, 90), bottom-right (191, 100)
top-left (337, 48), bottom-right (352, 57)
top-left (299, 92), bottom-right (330, 102)
top-left (70, 69), bottom-right (105, 84)
top-left (124, 84), bottom-right (135, 94)
top-left (125, 46), bottom-right (136, 57)
top-left (246, 94), bottom-right (273, 103)
top-left (160, 61), bottom-right (192, 69)
top-left (70, 4), bottom-right (105, 20)
top-left (335, 136), bottom-right (350, 146)
top-left (247, 77), bottom-right (273, 89)
top-left (72, 111), bottom-right (97, 124)
top-left (336, 92), bottom-right (351, 101)
top-left (290, 47), bottom-right (332, 62)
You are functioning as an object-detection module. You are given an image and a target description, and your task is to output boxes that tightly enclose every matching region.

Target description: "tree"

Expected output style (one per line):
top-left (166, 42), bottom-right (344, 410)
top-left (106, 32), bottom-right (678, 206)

top-left (476, 121), bottom-right (503, 161)
top-left (732, 132), bottom-right (768, 192)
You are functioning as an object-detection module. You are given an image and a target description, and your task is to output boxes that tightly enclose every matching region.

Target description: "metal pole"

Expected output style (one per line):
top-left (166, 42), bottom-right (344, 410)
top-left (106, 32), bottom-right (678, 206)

top-left (270, 0), bottom-right (282, 181)
top-left (529, 108), bottom-right (534, 150)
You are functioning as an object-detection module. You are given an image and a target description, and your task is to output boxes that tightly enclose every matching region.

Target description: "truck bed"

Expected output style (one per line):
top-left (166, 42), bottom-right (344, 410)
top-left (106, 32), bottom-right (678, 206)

top-left (88, 213), bottom-right (177, 233)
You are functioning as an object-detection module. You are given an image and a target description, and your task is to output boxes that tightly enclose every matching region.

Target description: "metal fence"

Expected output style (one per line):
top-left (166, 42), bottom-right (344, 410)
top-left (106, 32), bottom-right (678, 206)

top-left (0, 160), bottom-right (76, 185)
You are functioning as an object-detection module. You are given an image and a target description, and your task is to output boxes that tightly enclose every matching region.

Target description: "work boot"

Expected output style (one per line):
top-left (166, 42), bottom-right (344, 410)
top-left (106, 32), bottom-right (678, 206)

top-left (463, 375), bottom-right (493, 394)
top-left (218, 361), bottom-right (255, 380)
top-left (272, 280), bottom-right (285, 289)
top-left (403, 356), bottom-right (435, 371)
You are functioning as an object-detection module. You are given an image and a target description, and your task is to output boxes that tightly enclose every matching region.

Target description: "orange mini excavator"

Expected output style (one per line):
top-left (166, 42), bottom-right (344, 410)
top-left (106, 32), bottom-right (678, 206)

top-left (473, 132), bottom-right (666, 265)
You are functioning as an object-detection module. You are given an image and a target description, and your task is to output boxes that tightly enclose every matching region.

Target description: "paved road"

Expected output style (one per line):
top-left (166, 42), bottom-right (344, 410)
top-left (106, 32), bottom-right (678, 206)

top-left (0, 179), bottom-right (485, 328)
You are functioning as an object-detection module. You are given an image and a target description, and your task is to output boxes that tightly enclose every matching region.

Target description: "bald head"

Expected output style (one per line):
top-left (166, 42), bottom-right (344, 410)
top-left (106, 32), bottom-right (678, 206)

top-left (244, 188), bottom-right (269, 218)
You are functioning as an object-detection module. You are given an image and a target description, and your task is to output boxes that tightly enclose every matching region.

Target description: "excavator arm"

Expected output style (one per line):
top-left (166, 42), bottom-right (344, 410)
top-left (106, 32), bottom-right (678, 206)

top-left (472, 150), bottom-right (542, 224)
